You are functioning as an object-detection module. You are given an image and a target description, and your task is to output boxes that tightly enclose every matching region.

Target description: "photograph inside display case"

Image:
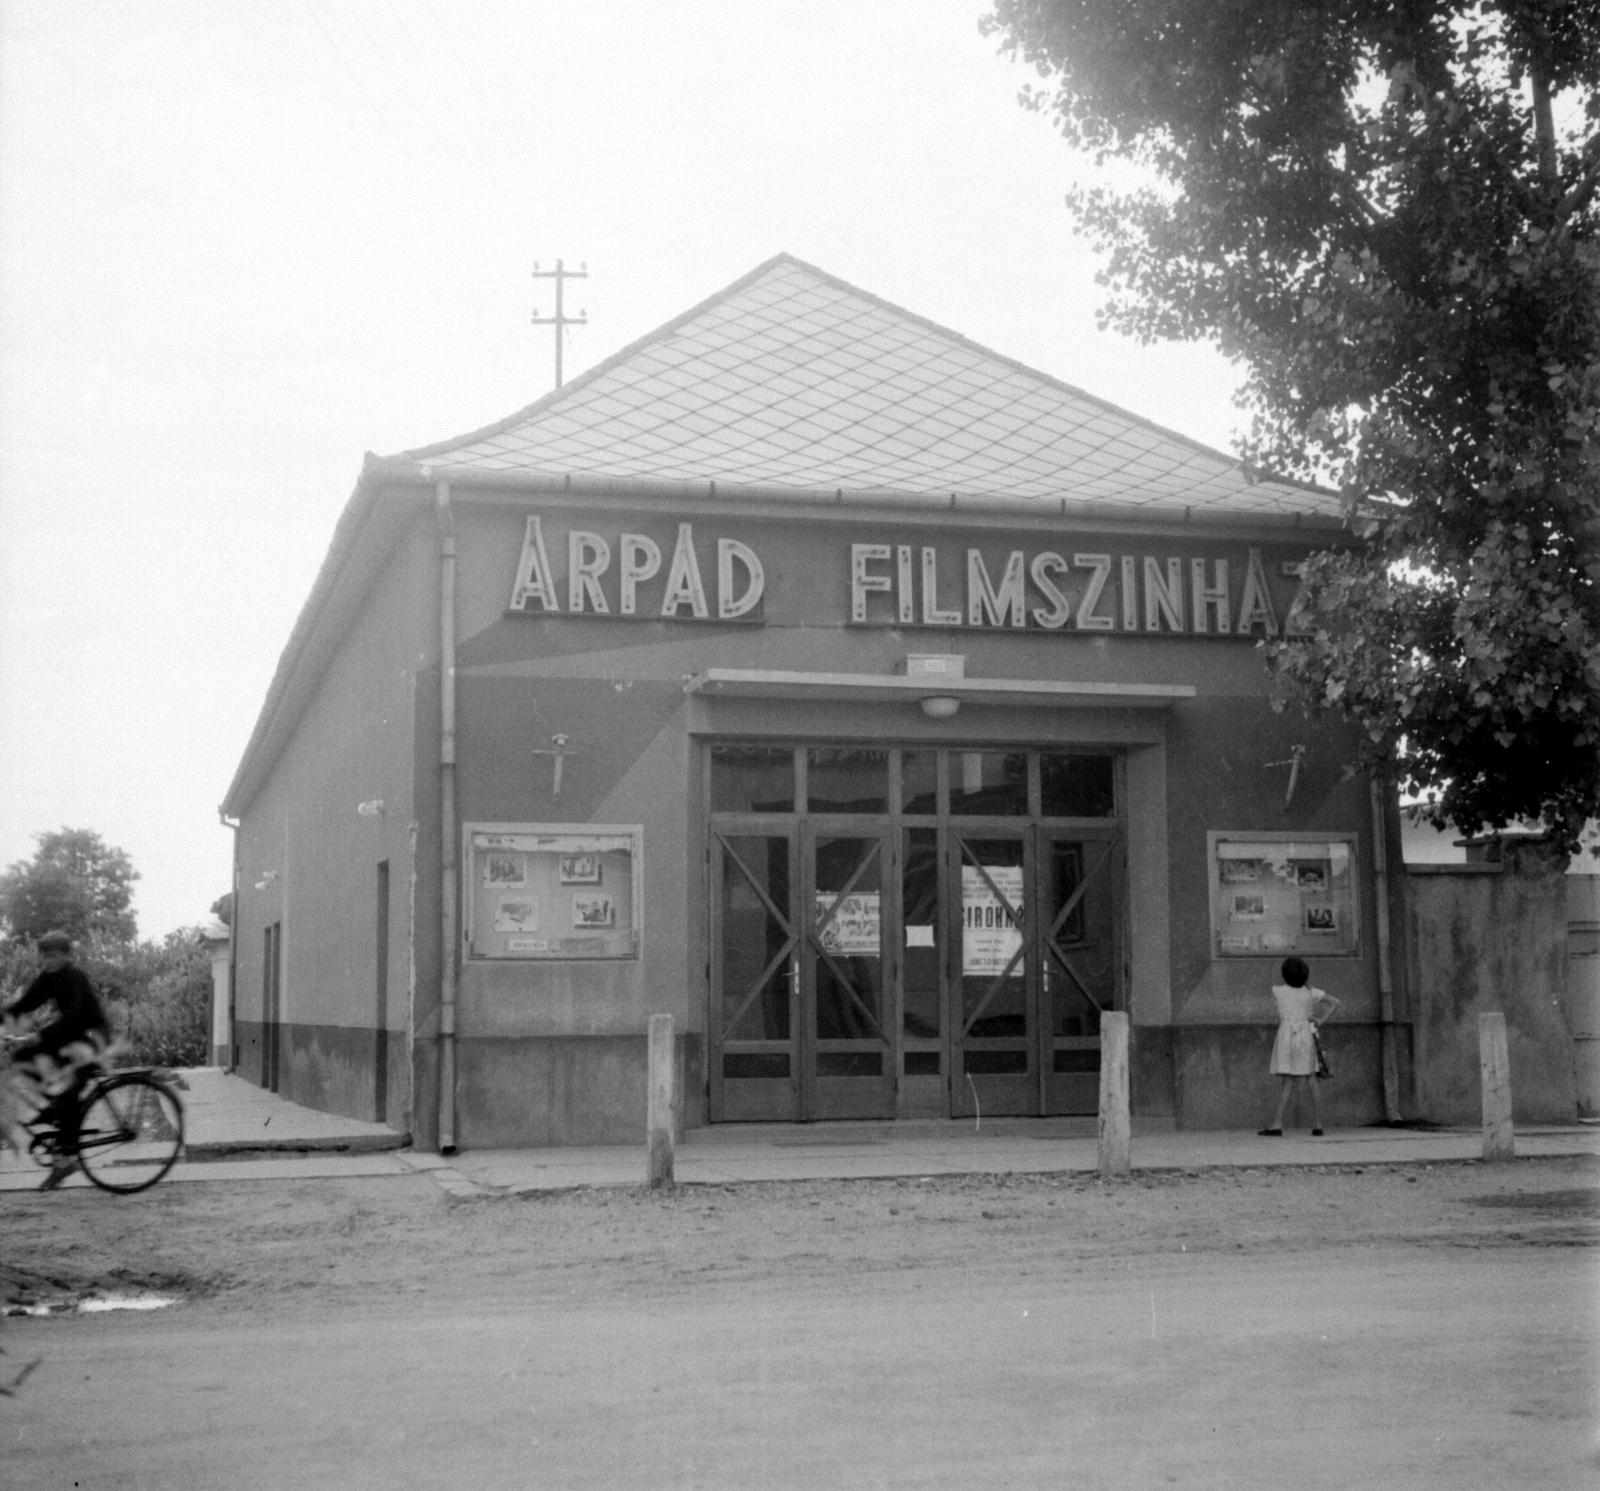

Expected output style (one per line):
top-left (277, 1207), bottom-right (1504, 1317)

top-left (1209, 835), bottom-right (1357, 958)
top-left (466, 825), bottom-right (640, 959)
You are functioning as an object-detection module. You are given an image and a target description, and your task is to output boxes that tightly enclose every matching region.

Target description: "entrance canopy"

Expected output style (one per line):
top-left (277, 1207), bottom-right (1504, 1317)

top-left (686, 668), bottom-right (1195, 709)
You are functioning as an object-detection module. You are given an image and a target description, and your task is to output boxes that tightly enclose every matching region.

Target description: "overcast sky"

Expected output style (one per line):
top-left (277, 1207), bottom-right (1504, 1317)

top-left (0, 1), bottom-right (1251, 939)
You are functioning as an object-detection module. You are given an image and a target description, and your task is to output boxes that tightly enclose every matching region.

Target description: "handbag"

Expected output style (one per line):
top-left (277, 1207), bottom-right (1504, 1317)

top-left (1311, 1025), bottom-right (1332, 1080)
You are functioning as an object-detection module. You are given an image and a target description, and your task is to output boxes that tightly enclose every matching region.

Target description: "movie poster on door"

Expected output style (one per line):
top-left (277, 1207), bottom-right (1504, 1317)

top-left (962, 865), bottom-right (1023, 976)
top-left (815, 892), bottom-right (881, 956)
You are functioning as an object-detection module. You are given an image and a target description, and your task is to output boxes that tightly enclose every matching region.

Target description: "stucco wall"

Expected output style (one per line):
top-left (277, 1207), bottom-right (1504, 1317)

top-left (237, 487), bottom-right (1392, 1145)
top-left (1405, 845), bottom-right (1576, 1124)
top-left (233, 513), bottom-right (436, 1130)
top-left (418, 497), bottom-right (1378, 1140)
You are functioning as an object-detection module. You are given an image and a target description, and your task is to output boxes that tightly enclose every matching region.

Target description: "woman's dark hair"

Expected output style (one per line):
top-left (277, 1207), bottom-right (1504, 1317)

top-left (1280, 956), bottom-right (1309, 987)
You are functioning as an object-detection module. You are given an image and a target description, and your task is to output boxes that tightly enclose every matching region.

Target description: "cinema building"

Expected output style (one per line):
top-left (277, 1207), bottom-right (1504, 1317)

top-left (221, 255), bottom-right (1411, 1150)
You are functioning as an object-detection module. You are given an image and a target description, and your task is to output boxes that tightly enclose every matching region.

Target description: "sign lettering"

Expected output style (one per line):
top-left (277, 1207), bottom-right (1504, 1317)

top-left (508, 517), bottom-right (1303, 638)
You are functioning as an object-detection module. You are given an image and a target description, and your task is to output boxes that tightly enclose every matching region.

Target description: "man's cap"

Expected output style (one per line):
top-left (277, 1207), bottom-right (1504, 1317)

top-left (36, 931), bottom-right (73, 954)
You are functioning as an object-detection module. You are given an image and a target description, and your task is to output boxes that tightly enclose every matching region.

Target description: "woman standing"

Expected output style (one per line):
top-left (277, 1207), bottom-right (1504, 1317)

top-left (1259, 956), bottom-right (1339, 1136)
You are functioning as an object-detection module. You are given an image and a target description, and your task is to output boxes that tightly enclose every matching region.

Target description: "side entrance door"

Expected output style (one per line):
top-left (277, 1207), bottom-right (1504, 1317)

top-left (710, 822), bottom-right (897, 1122)
top-left (1039, 828), bottom-right (1123, 1115)
top-left (950, 826), bottom-right (1122, 1118)
top-left (803, 823), bottom-right (895, 1120)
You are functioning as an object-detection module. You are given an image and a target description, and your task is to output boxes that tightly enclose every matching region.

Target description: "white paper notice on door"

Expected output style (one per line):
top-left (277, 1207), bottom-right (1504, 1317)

top-left (962, 865), bottom-right (1023, 976)
top-left (815, 891), bottom-right (881, 956)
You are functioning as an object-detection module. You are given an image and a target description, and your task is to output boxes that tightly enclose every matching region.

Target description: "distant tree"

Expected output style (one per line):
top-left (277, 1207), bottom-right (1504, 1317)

top-left (0, 829), bottom-right (139, 949)
top-left (94, 929), bottom-right (212, 1068)
top-left (0, 832), bottom-right (212, 1066)
top-left (984, 0), bottom-right (1600, 854)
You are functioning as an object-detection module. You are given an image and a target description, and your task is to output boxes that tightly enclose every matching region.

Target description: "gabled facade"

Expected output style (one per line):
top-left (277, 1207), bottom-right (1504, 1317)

top-left (222, 256), bottom-right (1407, 1149)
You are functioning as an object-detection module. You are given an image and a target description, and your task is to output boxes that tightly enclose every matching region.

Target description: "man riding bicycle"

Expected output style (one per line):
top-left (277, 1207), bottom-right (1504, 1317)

top-left (2, 931), bottom-right (111, 1184)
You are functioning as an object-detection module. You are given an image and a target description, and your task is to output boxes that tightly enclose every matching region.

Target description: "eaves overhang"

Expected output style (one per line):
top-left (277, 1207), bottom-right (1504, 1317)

top-left (362, 455), bottom-right (1352, 538)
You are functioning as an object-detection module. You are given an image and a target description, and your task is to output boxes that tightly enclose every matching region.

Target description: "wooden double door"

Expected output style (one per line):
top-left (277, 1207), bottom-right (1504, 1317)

top-left (709, 818), bottom-right (1123, 1123)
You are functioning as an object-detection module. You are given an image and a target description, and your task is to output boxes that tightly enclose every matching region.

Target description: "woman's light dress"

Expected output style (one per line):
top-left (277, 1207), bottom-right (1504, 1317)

top-left (1269, 984), bottom-right (1320, 1076)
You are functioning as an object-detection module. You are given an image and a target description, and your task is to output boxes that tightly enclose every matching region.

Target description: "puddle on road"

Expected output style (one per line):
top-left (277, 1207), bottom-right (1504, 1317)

top-left (4, 1292), bottom-right (178, 1317)
top-left (1466, 1188), bottom-right (1600, 1213)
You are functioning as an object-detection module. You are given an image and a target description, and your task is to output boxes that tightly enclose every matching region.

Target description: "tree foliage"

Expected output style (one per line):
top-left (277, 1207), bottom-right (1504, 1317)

top-left (0, 833), bottom-right (214, 1066)
top-left (984, 0), bottom-right (1600, 854)
top-left (1, 929), bottom-right (213, 1069)
top-left (0, 828), bottom-right (139, 949)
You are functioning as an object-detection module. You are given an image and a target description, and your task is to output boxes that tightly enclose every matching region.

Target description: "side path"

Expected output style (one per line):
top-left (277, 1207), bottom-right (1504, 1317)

top-left (2, 1067), bottom-right (1596, 1194)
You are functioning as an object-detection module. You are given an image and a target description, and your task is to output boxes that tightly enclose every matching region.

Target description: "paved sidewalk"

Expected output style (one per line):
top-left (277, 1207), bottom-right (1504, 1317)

top-left (448, 1116), bottom-right (1600, 1194)
top-left (174, 1068), bottom-right (408, 1157)
top-left (0, 1068), bottom-right (412, 1192)
top-left (2, 1067), bottom-right (1595, 1194)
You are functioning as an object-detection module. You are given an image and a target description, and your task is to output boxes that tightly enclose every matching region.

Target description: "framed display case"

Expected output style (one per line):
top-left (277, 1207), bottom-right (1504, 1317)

top-left (1207, 832), bottom-right (1358, 959)
top-left (465, 823), bottom-right (641, 960)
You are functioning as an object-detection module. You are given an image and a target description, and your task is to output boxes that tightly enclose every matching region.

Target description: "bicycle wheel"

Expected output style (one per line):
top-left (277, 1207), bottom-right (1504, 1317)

top-left (74, 1074), bottom-right (184, 1194)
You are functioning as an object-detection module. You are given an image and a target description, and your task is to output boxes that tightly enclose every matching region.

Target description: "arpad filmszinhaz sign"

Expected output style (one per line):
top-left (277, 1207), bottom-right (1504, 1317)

top-left (507, 518), bottom-right (1308, 636)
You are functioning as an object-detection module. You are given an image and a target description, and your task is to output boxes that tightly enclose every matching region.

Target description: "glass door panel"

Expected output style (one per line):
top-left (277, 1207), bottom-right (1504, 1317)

top-left (710, 829), bottom-right (798, 1121)
top-left (1040, 831), bottom-right (1121, 1115)
top-left (952, 833), bottom-right (1035, 1116)
top-left (900, 827), bottom-right (944, 1114)
top-left (805, 829), bottom-right (894, 1119)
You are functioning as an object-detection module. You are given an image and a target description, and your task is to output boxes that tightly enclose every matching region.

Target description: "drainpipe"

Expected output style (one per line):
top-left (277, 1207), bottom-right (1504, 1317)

top-left (436, 479), bottom-right (459, 1155)
top-left (219, 811), bottom-right (240, 1071)
top-left (1370, 776), bottom-right (1403, 1122)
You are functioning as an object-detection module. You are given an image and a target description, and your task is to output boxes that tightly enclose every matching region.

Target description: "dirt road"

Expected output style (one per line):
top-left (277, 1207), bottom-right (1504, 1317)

top-left (3, 1157), bottom-right (1596, 1489)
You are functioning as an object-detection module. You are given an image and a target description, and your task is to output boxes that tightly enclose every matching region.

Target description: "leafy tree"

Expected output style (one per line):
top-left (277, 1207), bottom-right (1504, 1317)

top-left (0, 829), bottom-right (139, 949)
top-left (984, 0), bottom-right (1600, 854)
top-left (0, 832), bottom-right (213, 1066)
top-left (95, 929), bottom-right (214, 1069)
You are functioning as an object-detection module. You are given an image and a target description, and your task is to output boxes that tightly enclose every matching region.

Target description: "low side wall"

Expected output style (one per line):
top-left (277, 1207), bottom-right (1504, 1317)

top-left (1405, 848), bottom-right (1576, 1124)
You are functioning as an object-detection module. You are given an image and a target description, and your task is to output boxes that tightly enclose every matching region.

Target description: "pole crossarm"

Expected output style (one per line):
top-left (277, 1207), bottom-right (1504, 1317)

top-left (531, 259), bottom-right (588, 388)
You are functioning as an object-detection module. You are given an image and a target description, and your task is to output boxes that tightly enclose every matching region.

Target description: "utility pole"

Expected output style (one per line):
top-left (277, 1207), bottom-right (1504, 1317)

top-left (531, 260), bottom-right (588, 388)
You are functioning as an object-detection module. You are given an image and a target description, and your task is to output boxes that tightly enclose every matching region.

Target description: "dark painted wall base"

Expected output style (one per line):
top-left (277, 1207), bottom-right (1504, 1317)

top-left (1174, 1024), bottom-right (1389, 1130)
top-left (233, 1019), bottom-right (404, 1127)
top-left (230, 1018), bottom-right (1400, 1141)
top-left (448, 1033), bottom-right (707, 1150)
top-left (1131, 1026), bottom-right (1175, 1119)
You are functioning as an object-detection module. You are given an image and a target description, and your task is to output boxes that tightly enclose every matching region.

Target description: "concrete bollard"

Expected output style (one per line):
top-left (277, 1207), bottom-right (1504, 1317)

top-left (646, 1012), bottom-right (676, 1188)
top-left (1098, 1011), bottom-right (1131, 1178)
top-left (1479, 1011), bottom-right (1514, 1161)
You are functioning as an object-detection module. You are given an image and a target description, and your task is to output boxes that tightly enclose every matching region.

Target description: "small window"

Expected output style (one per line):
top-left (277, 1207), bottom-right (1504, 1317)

top-left (806, 747), bottom-right (888, 814)
top-left (711, 745), bottom-right (795, 813)
top-left (950, 752), bottom-right (1028, 816)
top-left (901, 751), bottom-right (939, 814)
top-left (1040, 754), bottom-right (1115, 818)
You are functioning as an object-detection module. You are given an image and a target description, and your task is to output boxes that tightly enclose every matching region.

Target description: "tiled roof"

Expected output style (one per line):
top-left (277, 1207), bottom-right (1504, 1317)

top-left (401, 255), bottom-right (1337, 517)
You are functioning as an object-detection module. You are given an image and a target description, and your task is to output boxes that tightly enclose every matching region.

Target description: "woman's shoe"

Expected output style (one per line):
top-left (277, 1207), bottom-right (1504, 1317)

top-left (1257, 1127), bottom-right (1283, 1136)
top-left (1311, 1128), bottom-right (1324, 1136)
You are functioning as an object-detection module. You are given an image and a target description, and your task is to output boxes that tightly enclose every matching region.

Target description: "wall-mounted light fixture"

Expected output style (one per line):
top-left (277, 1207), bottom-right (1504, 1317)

top-left (530, 733), bottom-right (575, 796)
top-left (357, 799), bottom-right (386, 817)
top-left (905, 654), bottom-right (964, 720)
top-left (1265, 744), bottom-right (1307, 809)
